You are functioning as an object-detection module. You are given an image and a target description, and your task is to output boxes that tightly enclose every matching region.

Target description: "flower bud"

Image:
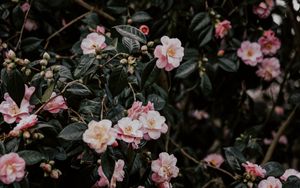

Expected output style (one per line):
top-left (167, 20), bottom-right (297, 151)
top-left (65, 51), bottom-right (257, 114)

top-left (141, 45), bottom-right (148, 52)
top-left (147, 41), bottom-right (154, 47)
top-left (24, 59), bottom-right (30, 65)
top-left (120, 58), bottom-right (128, 64)
top-left (23, 131), bottom-right (31, 139)
top-left (25, 69), bottom-right (31, 76)
top-left (50, 169), bottom-right (62, 179)
top-left (105, 32), bottom-right (111, 38)
top-left (217, 50), bottom-right (225, 57)
top-left (40, 71), bottom-right (45, 77)
top-left (128, 56), bottom-right (136, 65)
top-left (53, 65), bottom-right (60, 73)
top-left (45, 70), bottom-right (53, 79)
top-left (43, 52), bottom-right (50, 60)
top-left (40, 59), bottom-right (48, 66)
top-left (7, 63), bottom-right (15, 71)
top-left (127, 18), bottom-right (133, 24)
top-left (6, 50), bottom-right (16, 60)
top-left (40, 163), bottom-right (52, 172)
top-left (2, 43), bottom-right (7, 49)
top-left (48, 160), bottom-right (55, 165)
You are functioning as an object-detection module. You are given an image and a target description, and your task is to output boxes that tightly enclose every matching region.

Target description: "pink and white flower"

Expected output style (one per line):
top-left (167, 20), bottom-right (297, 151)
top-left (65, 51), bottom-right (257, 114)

top-left (237, 41), bottom-right (263, 66)
top-left (97, 159), bottom-right (125, 188)
top-left (192, 110), bottom-right (209, 120)
top-left (43, 92), bottom-right (68, 113)
top-left (253, 0), bottom-right (274, 19)
top-left (0, 153), bottom-right (26, 184)
top-left (258, 176), bottom-right (282, 188)
top-left (154, 36), bottom-right (184, 71)
top-left (215, 20), bottom-right (232, 39)
top-left (83, 119), bottom-right (117, 154)
top-left (114, 117), bottom-right (143, 148)
top-left (96, 26), bottom-right (105, 34)
top-left (242, 161), bottom-right (266, 178)
top-left (256, 58), bottom-right (281, 81)
top-left (81, 32), bottom-right (107, 54)
top-left (9, 114), bottom-right (38, 136)
top-left (127, 101), bottom-right (154, 120)
top-left (258, 30), bottom-right (281, 55)
top-left (203, 153), bottom-right (224, 168)
top-left (151, 152), bottom-right (179, 186)
top-left (280, 169), bottom-right (300, 181)
top-left (139, 111), bottom-right (168, 140)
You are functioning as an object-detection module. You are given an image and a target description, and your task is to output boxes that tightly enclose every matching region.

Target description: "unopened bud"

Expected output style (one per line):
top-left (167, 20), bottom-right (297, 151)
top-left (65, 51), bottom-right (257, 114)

top-left (40, 59), bottom-right (48, 66)
top-left (6, 50), bottom-right (16, 59)
top-left (53, 65), bottom-right (60, 72)
top-left (43, 52), bottom-right (50, 60)
top-left (127, 18), bottom-right (133, 24)
top-left (105, 32), bottom-right (111, 38)
top-left (40, 71), bottom-right (45, 77)
top-left (24, 59), bottom-right (30, 65)
top-left (45, 70), bottom-right (53, 79)
top-left (7, 63), bottom-right (15, 71)
top-left (23, 131), bottom-right (30, 139)
top-left (120, 58), bottom-right (128, 64)
top-left (40, 163), bottom-right (52, 172)
top-left (50, 169), bottom-right (62, 179)
top-left (49, 160), bottom-right (55, 165)
top-left (141, 45), bottom-right (148, 52)
top-left (217, 50), bottom-right (225, 57)
top-left (128, 56), bottom-right (136, 65)
top-left (147, 41), bottom-right (154, 47)
top-left (25, 69), bottom-right (31, 76)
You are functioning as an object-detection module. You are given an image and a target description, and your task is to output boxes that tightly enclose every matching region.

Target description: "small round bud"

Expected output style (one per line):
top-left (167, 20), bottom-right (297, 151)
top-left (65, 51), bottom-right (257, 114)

top-left (25, 69), bottom-right (31, 76)
top-left (40, 71), bottom-right (45, 77)
top-left (50, 169), bottom-right (62, 179)
top-left (48, 160), bottom-right (55, 165)
top-left (2, 43), bottom-right (7, 49)
top-left (6, 50), bottom-right (16, 60)
top-left (21, 67), bottom-right (26, 72)
top-left (40, 59), bottom-right (48, 66)
top-left (147, 41), bottom-right (154, 47)
top-left (37, 133), bottom-right (44, 139)
top-left (105, 32), bottom-right (111, 38)
top-left (33, 133), bottom-right (39, 140)
top-left (141, 45), bottom-right (148, 52)
top-left (40, 163), bottom-right (52, 172)
top-left (53, 65), bottom-right (60, 72)
top-left (120, 58), bottom-right (128, 64)
top-left (127, 18), bottom-right (133, 24)
top-left (23, 131), bottom-right (31, 139)
top-left (7, 63), bottom-right (15, 71)
top-left (43, 52), bottom-right (50, 60)
top-left (128, 56), bottom-right (136, 65)
top-left (24, 59), bottom-right (30, 65)
top-left (217, 50), bottom-right (225, 57)
top-left (96, 54), bottom-right (102, 59)
top-left (15, 58), bottom-right (24, 65)
top-left (45, 70), bottom-right (53, 79)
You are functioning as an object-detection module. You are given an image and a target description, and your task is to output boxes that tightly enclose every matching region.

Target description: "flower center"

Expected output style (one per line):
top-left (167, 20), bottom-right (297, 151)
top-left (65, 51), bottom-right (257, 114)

top-left (148, 118), bottom-right (156, 129)
top-left (265, 43), bottom-right (272, 50)
top-left (167, 48), bottom-right (176, 57)
top-left (95, 127), bottom-right (107, 142)
top-left (10, 104), bottom-right (20, 115)
top-left (124, 125), bottom-right (133, 135)
top-left (162, 165), bottom-right (172, 177)
top-left (247, 49), bottom-right (254, 57)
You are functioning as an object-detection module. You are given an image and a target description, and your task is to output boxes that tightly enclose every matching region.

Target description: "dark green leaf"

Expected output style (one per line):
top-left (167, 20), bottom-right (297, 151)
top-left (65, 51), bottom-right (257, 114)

top-left (74, 55), bottom-right (97, 78)
top-left (262, 161), bottom-right (284, 177)
top-left (108, 66), bottom-right (128, 97)
top-left (67, 82), bottom-right (92, 96)
top-left (21, 37), bottom-right (43, 53)
top-left (57, 65), bottom-right (73, 80)
top-left (6, 69), bottom-right (25, 107)
top-left (175, 59), bottom-right (198, 79)
top-left (12, 6), bottom-right (24, 29)
top-left (190, 12), bottom-right (207, 30)
top-left (41, 82), bottom-right (55, 102)
top-left (289, 90), bottom-right (300, 105)
top-left (284, 176), bottom-right (300, 188)
top-left (58, 122), bottom-right (87, 141)
top-left (147, 94), bottom-right (166, 110)
top-left (101, 149), bottom-right (115, 181)
top-left (224, 147), bottom-right (246, 171)
top-left (18, 150), bottom-right (44, 165)
top-left (200, 73), bottom-right (212, 96)
top-left (5, 138), bottom-right (20, 152)
top-left (141, 59), bottom-right (161, 88)
top-left (0, 142), bottom-right (5, 155)
top-left (192, 13), bottom-right (211, 32)
top-left (122, 37), bottom-right (140, 53)
top-left (218, 58), bottom-right (239, 72)
top-left (114, 25), bottom-right (147, 44)
top-left (131, 11), bottom-right (152, 23)
top-left (199, 27), bottom-right (213, 47)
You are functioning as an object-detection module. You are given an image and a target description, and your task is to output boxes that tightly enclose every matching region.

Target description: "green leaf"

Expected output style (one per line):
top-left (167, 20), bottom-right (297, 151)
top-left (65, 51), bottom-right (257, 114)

top-left (6, 69), bottom-right (25, 107)
top-left (141, 59), bottom-right (161, 88)
top-left (21, 37), bottom-right (43, 53)
top-left (284, 176), bottom-right (300, 188)
top-left (122, 37), bottom-right (140, 53)
top-left (218, 58), bottom-right (239, 72)
top-left (57, 65), bottom-right (73, 80)
top-left (0, 142), bottom-right (5, 155)
top-left (224, 147), bottom-right (246, 171)
top-left (5, 138), bottom-right (20, 152)
top-left (41, 82), bottom-right (55, 102)
top-left (147, 94), bottom-right (166, 110)
top-left (67, 82), bottom-right (92, 96)
top-left (108, 66), bottom-right (128, 97)
top-left (190, 12), bottom-right (207, 30)
top-left (192, 13), bottom-right (211, 32)
top-left (12, 5), bottom-right (24, 29)
top-left (101, 149), bottom-right (115, 181)
top-left (114, 25), bottom-right (147, 44)
top-left (175, 59), bottom-right (198, 79)
top-left (199, 26), bottom-right (213, 47)
top-left (131, 11), bottom-right (152, 23)
top-left (261, 161), bottom-right (284, 177)
top-left (74, 54), bottom-right (97, 78)
top-left (200, 73), bottom-right (212, 96)
top-left (18, 150), bottom-right (44, 165)
top-left (289, 90), bottom-right (300, 105)
top-left (58, 122), bottom-right (87, 141)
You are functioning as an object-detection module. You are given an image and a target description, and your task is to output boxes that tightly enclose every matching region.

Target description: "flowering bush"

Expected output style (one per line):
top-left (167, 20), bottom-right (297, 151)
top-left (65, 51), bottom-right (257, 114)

top-left (0, 0), bottom-right (300, 187)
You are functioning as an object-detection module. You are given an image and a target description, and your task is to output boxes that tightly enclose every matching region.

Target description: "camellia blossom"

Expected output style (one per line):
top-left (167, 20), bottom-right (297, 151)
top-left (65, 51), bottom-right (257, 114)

top-left (127, 101), bottom-right (154, 120)
top-left (237, 41), bottom-right (263, 66)
top-left (97, 159), bottom-right (125, 188)
top-left (242, 161), bottom-right (266, 178)
top-left (203, 153), bottom-right (224, 168)
top-left (139, 25), bottom-right (150, 35)
top-left (10, 114), bottom-right (38, 136)
top-left (154, 36), bottom-right (184, 71)
top-left (0, 85), bottom-right (35, 124)
top-left (80, 32), bottom-right (107, 54)
top-left (82, 119), bottom-right (117, 154)
top-left (256, 58), bottom-right (281, 81)
top-left (253, 0), bottom-right (274, 19)
top-left (258, 30), bottom-right (281, 55)
top-left (215, 20), bottom-right (232, 39)
top-left (43, 92), bottom-right (68, 113)
top-left (258, 176), bottom-right (282, 188)
top-left (139, 111), bottom-right (168, 140)
top-left (151, 152), bottom-right (179, 187)
top-left (114, 117), bottom-right (143, 148)
top-left (0, 153), bottom-right (26, 184)
top-left (280, 169), bottom-right (300, 181)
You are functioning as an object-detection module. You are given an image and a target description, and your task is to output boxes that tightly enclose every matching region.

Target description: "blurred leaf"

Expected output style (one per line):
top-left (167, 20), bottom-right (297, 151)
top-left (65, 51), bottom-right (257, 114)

top-left (74, 54), bottom-right (97, 78)
top-left (199, 26), bottom-right (213, 47)
top-left (141, 59), bottom-right (161, 88)
top-left (67, 82), bottom-right (92, 96)
top-left (224, 147), bottom-right (246, 171)
top-left (122, 37), bottom-right (140, 53)
top-left (147, 94), bottom-right (166, 110)
top-left (0, 142), bottom-right (5, 155)
top-left (5, 69), bottom-right (25, 107)
top-left (114, 25), bottom-right (147, 44)
top-left (191, 13), bottom-right (211, 32)
top-left (57, 65), bottom-right (73, 80)
top-left (5, 138), bottom-right (20, 153)
top-left (289, 90), bottom-right (300, 105)
top-left (108, 66), bottom-right (128, 97)
top-left (18, 150), bottom-right (45, 165)
top-left (175, 59), bottom-right (198, 79)
top-left (131, 11), bottom-right (152, 23)
top-left (41, 82), bottom-right (55, 102)
top-left (21, 37), bottom-right (43, 53)
top-left (200, 73), bottom-right (212, 96)
top-left (218, 58), bottom-right (239, 72)
top-left (262, 161), bottom-right (284, 177)
top-left (58, 122), bottom-right (87, 141)
top-left (12, 5), bottom-right (24, 29)
top-left (284, 176), bottom-right (300, 188)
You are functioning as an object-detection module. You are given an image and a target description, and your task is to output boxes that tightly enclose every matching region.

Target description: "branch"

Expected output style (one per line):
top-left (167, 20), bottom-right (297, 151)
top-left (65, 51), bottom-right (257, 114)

top-left (262, 105), bottom-right (299, 164)
top-left (74, 0), bottom-right (116, 22)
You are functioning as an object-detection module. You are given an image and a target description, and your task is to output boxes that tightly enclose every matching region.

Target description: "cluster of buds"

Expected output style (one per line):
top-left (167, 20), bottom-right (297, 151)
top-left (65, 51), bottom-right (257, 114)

top-left (40, 52), bottom-right (50, 71)
top-left (21, 131), bottom-right (44, 145)
top-left (40, 161), bottom-right (62, 179)
top-left (198, 56), bottom-right (208, 77)
top-left (120, 55), bottom-right (136, 74)
top-left (3, 50), bottom-right (31, 74)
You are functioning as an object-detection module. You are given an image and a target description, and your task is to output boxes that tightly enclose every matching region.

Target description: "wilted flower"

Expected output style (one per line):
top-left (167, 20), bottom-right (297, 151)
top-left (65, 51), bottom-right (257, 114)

top-left (203, 153), bottom-right (224, 168)
top-left (97, 159), bottom-right (125, 188)
top-left (0, 153), bottom-right (26, 184)
top-left (258, 30), bottom-right (281, 56)
top-left (237, 41), bottom-right (263, 66)
top-left (215, 20), bottom-right (231, 39)
top-left (43, 92), bottom-right (68, 113)
top-left (242, 161), bottom-right (266, 178)
top-left (258, 176), bottom-right (282, 188)
top-left (154, 36), bottom-right (184, 71)
top-left (256, 58), bottom-right (281, 81)
top-left (280, 169), bottom-right (300, 181)
top-left (81, 32), bottom-right (107, 54)
top-left (139, 111), bottom-right (168, 140)
top-left (83, 119), bottom-right (117, 153)
top-left (253, 0), bottom-right (274, 19)
top-left (151, 152), bottom-right (179, 186)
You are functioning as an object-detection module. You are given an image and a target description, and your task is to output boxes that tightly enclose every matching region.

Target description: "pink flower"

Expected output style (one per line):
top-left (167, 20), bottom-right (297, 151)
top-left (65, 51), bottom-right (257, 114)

top-left (154, 36), bottom-right (184, 71)
top-left (81, 32), bottom-right (107, 54)
top-left (281, 169), bottom-right (300, 181)
top-left (43, 92), bottom-right (68, 113)
top-left (151, 152), bottom-right (179, 185)
top-left (0, 153), bottom-right (26, 184)
top-left (114, 117), bottom-right (143, 148)
top-left (253, 0), bottom-right (274, 19)
top-left (24, 19), bottom-right (38, 31)
top-left (139, 111), bottom-right (168, 140)
top-left (0, 85), bottom-right (35, 124)
top-left (96, 26), bottom-right (105, 34)
top-left (237, 41), bottom-right (263, 66)
top-left (20, 2), bottom-right (30, 12)
top-left (139, 25), bottom-right (150, 35)
top-left (192, 110), bottom-right (209, 120)
top-left (242, 161), bottom-right (266, 178)
top-left (258, 30), bottom-right (281, 55)
top-left (83, 119), bottom-right (117, 153)
top-left (203, 153), bottom-right (224, 168)
top-left (127, 101), bottom-right (154, 120)
top-left (10, 114), bottom-right (38, 133)
top-left (264, 132), bottom-right (288, 145)
top-left (258, 176), bottom-right (282, 188)
top-left (256, 58), bottom-right (281, 81)
top-left (215, 20), bottom-right (231, 39)
top-left (97, 159), bottom-right (125, 188)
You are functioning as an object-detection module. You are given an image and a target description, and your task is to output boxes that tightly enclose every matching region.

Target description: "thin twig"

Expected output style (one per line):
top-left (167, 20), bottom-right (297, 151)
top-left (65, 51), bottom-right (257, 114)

top-left (128, 82), bottom-right (136, 101)
top-left (74, 0), bottom-right (116, 22)
top-left (69, 108), bottom-right (86, 123)
top-left (262, 105), bottom-right (299, 164)
top-left (100, 95), bottom-right (106, 120)
top-left (44, 11), bottom-right (91, 49)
